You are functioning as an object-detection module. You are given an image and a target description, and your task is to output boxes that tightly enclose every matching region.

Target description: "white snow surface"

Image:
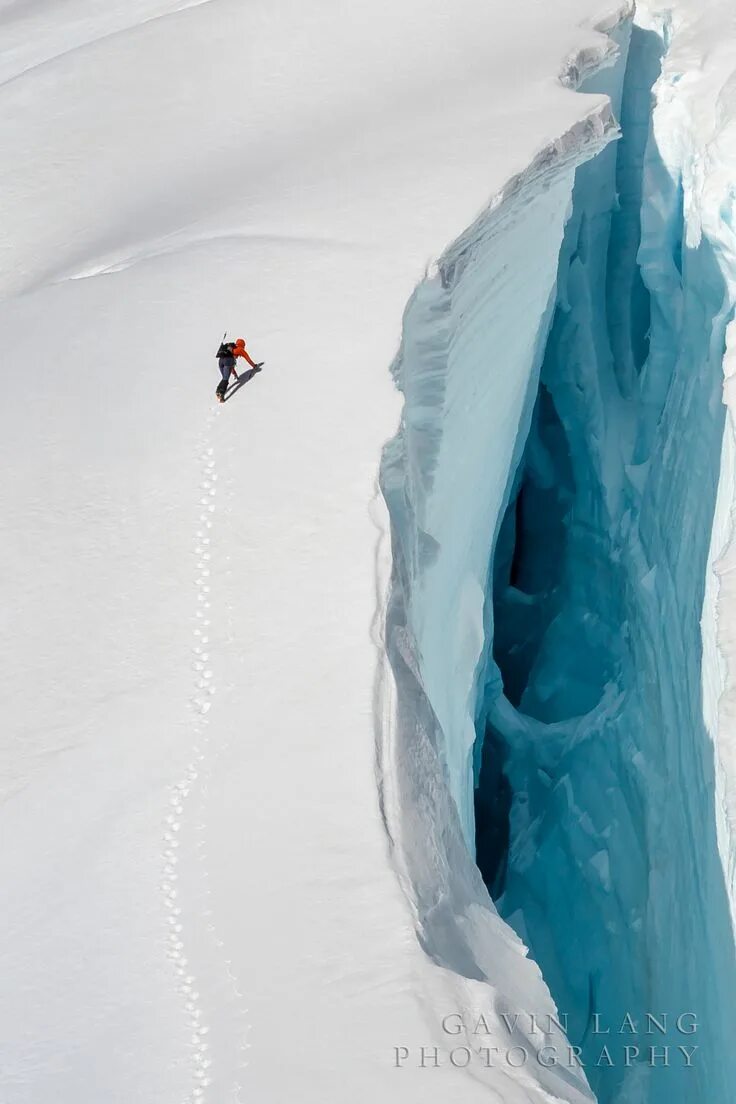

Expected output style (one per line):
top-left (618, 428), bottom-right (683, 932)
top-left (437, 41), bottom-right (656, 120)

top-left (1, 1), bottom-right (735, 1102)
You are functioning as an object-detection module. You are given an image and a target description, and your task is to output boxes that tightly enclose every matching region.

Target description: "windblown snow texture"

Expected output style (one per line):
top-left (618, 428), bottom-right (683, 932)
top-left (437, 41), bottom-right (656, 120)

top-left (381, 8), bottom-right (736, 1104)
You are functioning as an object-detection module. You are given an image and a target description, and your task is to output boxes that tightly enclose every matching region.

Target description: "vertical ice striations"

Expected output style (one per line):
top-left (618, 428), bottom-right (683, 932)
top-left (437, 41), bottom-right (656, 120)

top-left (476, 10), bottom-right (736, 1102)
top-left (380, 5), bottom-right (736, 1103)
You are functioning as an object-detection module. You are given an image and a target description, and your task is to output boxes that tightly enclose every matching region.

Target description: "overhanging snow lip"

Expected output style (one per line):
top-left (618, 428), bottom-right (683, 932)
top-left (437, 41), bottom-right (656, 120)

top-left (559, 0), bottom-right (637, 89)
top-left (439, 102), bottom-right (620, 280)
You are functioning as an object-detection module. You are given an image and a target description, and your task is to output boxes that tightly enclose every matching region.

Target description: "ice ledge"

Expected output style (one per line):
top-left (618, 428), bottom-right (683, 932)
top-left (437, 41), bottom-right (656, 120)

top-left (440, 100), bottom-right (620, 281)
top-left (559, 1), bottom-right (637, 88)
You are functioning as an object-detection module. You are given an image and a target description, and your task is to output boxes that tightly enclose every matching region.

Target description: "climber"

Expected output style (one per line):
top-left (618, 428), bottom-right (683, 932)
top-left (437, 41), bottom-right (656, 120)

top-left (214, 337), bottom-right (264, 402)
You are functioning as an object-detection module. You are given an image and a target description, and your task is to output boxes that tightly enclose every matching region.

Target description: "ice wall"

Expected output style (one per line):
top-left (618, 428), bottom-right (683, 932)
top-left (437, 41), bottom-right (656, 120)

top-left (475, 14), bottom-right (736, 1102)
top-left (380, 6), bottom-right (736, 1104)
top-left (377, 15), bottom-right (625, 1104)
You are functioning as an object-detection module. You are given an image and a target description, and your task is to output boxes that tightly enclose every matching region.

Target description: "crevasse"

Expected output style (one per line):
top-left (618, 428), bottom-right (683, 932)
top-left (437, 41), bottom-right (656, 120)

top-left (379, 9), bottom-right (736, 1104)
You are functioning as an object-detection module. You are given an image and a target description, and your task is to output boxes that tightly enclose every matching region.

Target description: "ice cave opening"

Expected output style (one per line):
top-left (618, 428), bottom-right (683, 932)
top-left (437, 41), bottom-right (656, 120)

top-left (473, 22), bottom-right (736, 1104)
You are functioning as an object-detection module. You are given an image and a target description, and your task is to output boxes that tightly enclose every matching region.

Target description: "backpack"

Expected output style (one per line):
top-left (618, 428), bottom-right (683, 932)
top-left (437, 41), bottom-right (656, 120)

top-left (216, 341), bottom-right (235, 359)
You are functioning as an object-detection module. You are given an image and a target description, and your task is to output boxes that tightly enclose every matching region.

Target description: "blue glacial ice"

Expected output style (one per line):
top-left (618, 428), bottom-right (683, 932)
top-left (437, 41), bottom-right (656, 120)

top-left (380, 11), bottom-right (736, 1104)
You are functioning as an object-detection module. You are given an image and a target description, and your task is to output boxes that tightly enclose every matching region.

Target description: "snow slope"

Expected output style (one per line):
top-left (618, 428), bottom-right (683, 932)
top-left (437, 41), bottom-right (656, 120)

top-left (2, 0), bottom-right (735, 1102)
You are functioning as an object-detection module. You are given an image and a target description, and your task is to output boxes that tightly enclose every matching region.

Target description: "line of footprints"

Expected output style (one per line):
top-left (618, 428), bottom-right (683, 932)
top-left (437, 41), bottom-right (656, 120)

top-left (162, 420), bottom-right (218, 1103)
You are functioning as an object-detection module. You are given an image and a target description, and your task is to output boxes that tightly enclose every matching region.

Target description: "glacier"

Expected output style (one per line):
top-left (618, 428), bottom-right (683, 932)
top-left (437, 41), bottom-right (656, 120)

top-left (2, 0), bottom-right (735, 1100)
top-left (379, 5), bottom-right (736, 1103)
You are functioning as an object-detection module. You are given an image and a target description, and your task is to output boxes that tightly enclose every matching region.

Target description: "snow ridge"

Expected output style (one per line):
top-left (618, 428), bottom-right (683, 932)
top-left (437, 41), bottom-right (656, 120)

top-left (0, 0), bottom-right (218, 88)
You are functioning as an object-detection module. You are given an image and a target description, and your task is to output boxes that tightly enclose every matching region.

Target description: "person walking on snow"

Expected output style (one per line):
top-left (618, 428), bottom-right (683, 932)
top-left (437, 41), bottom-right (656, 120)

top-left (215, 337), bottom-right (264, 402)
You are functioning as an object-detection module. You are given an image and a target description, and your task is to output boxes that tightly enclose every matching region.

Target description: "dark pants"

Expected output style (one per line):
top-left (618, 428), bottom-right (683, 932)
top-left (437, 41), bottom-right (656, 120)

top-left (217, 358), bottom-right (235, 396)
